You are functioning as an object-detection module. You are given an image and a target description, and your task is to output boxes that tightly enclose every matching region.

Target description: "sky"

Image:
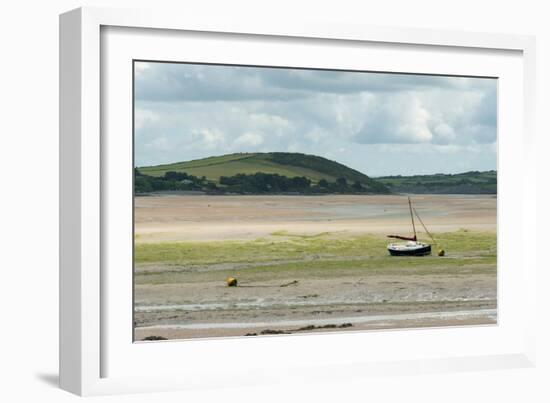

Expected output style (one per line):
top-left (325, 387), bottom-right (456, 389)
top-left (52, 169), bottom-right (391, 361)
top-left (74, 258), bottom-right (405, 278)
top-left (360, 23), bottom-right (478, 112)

top-left (134, 61), bottom-right (497, 176)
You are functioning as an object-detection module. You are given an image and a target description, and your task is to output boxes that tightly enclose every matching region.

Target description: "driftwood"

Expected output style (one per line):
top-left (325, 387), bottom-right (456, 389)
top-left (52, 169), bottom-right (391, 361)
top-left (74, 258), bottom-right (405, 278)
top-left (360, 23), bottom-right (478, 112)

top-left (279, 280), bottom-right (299, 287)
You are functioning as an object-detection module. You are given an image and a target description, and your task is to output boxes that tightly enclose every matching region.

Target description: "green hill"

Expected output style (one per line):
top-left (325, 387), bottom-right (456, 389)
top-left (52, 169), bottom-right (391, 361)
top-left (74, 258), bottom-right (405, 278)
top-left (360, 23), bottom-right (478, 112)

top-left (137, 152), bottom-right (390, 194)
top-left (376, 170), bottom-right (497, 194)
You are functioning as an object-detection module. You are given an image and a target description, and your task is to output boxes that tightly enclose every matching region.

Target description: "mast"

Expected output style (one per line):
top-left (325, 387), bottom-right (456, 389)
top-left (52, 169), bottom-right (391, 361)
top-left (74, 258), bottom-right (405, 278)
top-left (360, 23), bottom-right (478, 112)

top-left (408, 197), bottom-right (417, 241)
top-left (386, 197), bottom-right (419, 242)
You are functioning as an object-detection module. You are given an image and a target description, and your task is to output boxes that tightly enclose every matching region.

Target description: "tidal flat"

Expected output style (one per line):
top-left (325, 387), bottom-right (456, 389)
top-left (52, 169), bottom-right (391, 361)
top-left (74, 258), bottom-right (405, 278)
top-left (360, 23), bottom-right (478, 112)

top-left (134, 194), bottom-right (497, 340)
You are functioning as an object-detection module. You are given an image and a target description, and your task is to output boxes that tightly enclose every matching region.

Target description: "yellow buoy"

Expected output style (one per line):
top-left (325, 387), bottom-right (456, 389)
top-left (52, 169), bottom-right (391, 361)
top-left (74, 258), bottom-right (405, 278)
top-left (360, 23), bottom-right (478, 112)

top-left (438, 249), bottom-right (445, 257)
top-left (226, 277), bottom-right (238, 287)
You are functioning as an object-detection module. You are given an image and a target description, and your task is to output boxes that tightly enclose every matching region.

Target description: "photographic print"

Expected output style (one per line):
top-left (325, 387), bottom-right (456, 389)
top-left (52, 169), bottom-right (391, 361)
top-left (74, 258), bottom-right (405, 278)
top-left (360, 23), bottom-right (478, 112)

top-left (133, 61), bottom-right (497, 341)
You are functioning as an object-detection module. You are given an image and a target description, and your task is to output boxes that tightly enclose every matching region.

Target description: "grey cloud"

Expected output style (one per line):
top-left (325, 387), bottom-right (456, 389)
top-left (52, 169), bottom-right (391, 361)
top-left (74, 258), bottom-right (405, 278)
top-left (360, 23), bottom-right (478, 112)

top-left (135, 62), bottom-right (497, 102)
top-left (260, 68), bottom-right (488, 94)
top-left (135, 63), bottom-right (309, 102)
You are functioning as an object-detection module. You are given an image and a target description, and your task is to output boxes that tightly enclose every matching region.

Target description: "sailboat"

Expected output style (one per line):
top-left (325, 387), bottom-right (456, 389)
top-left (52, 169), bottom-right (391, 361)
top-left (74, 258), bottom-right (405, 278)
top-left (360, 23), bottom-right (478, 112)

top-left (387, 197), bottom-right (433, 256)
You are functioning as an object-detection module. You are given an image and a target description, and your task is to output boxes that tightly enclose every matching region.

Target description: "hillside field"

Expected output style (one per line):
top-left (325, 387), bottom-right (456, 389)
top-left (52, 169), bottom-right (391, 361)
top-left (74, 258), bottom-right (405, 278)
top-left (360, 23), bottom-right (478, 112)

top-left (140, 152), bottom-right (372, 184)
top-left (137, 152), bottom-right (389, 194)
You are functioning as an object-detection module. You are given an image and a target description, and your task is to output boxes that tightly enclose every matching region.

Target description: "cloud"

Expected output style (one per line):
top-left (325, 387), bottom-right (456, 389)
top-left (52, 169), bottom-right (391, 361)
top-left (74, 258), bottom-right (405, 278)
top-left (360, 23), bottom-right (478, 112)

top-left (234, 132), bottom-right (264, 147)
top-left (354, 93), bottom-right (432, 144)
top-left (190, 128), bottom-right (227, 150)
top-left (134, 108), bottom-right (159, 130)
top-left (134, 62), bottom-right (497, 175)
top-left (134, 63), bottom-right (305, 102)
top-left (431, 122), bottom-right (455, 144)
top-left (135, 61), bottom-right (495, 102)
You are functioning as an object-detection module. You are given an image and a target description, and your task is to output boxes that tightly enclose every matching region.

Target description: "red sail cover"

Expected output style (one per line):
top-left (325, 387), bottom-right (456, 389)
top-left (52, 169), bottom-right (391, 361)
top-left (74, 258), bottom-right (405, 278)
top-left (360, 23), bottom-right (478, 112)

top-left (387, 235), bottom-right (417, 241)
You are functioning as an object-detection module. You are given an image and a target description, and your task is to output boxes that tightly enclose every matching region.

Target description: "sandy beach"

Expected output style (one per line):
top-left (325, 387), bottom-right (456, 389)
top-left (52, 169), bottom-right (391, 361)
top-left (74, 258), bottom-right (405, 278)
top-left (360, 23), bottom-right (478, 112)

top-left (135, 194), bottom-right (496, 242)
top-left (134, 194), bottom-right (497, 341)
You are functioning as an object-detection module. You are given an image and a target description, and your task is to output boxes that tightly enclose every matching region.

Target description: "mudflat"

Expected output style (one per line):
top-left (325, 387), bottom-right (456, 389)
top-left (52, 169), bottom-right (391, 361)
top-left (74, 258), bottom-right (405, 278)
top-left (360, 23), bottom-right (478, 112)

top-left (134, 194), bottom-right (497, 341)
top-left (135, 194), bottom-right (496, 242)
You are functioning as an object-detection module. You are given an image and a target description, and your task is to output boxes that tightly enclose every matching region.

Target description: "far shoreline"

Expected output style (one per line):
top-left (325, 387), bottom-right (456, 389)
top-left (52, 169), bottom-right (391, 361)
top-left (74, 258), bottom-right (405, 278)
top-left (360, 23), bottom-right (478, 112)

top-left (135, 191), bottom-right (497, 197)
top-left (133, 194), bottom-right (497, 243)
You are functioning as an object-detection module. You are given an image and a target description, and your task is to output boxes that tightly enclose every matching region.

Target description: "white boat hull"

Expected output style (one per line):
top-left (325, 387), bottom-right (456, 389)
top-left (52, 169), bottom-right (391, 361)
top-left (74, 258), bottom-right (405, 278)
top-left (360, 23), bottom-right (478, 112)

top-left (387, 241), bottom-right (431, 256)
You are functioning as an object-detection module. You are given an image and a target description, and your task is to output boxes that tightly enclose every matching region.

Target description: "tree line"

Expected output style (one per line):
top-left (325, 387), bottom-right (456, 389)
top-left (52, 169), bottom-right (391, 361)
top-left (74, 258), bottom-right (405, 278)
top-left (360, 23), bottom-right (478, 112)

top-left (134, 169), bottom-right (381, 194)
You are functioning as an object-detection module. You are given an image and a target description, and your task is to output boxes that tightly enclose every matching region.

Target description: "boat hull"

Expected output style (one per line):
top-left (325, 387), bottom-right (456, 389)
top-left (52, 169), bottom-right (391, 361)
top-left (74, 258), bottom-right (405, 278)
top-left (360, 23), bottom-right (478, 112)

top-left (387, 244), bottom-right (432, 256)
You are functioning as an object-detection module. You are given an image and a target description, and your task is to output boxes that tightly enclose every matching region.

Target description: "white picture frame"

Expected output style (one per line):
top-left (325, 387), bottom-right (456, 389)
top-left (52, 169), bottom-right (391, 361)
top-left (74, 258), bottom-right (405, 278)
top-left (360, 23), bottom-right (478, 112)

top-left (59, 6), bottom-right (537, 396)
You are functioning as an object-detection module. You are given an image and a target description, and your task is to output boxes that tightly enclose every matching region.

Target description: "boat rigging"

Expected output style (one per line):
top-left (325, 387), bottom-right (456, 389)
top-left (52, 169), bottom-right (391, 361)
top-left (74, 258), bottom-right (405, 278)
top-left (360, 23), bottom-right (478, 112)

top-left (387, 197), bottom-right (438, 256)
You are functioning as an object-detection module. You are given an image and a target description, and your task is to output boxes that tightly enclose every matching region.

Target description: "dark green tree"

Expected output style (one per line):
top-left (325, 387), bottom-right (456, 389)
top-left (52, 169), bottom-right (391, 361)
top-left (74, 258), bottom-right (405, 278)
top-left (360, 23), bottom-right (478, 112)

top-left (336, 177), bottom-right (348, 187)
top-left (352, 181), bottom-right (363, 191)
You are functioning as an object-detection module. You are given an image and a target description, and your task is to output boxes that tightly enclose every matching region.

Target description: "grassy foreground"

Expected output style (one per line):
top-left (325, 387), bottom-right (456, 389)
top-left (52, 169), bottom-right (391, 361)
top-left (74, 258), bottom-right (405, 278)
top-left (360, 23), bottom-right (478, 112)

top-left (135, 230), bottom-right (497, 285)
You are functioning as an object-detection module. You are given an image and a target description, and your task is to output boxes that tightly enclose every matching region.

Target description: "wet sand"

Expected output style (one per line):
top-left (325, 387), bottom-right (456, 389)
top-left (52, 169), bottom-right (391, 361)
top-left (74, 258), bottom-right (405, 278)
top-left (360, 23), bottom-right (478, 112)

top-left (135, 309), bottom-right (497, 340)
top-left (135, 194), bottom-right (497, 242)
top-left (134, 194), bottom-right (497, 340)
